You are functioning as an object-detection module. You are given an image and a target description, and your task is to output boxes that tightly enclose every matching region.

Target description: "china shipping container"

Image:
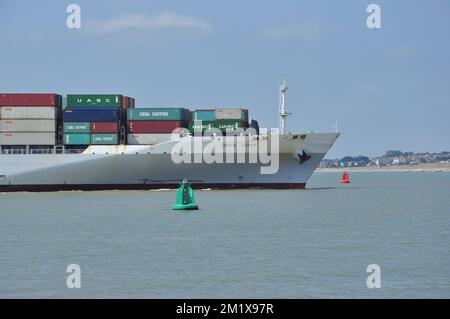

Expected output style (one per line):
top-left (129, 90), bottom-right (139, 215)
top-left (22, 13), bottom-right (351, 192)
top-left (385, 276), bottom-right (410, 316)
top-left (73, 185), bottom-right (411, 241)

top-left (127, 120), bottom-right (185, 133)
top-left (0, 132), bottom-right (56, 145)
top-left (90, 122), bottom-right (118, 133)
top-left (64, 133), bottom-right (91, 145)
top-left (67, 94), bottom-right (123, 107)
top-left (91, 133), bottom-right (118, 145)
top-left (64, 122), bottom-right (91, 134)
top-left (192, 109), bottom-right (215, 121)
top-left (127, 108), bottom-right (187, 121)
top-left (0, 93), bottom-right (61, 106)
top-left (127, 133), bottom-right (176, 145)
top-left (0, 119), bottom-right (56, 132)
top-left (63, 107), bottom-right (121, 122)
top-left (0, 106), bottom-right (59, 119)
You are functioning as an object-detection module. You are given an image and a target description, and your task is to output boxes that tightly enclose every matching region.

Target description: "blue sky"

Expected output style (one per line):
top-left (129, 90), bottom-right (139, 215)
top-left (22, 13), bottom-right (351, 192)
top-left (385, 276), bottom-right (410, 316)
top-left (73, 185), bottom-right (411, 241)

top-left (0, 0), bottom-right (449, 157)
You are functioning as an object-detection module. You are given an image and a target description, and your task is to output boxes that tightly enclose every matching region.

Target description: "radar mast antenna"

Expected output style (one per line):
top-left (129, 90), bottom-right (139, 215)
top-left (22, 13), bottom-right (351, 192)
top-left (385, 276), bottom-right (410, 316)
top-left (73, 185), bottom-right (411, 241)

top-left (279, 79), bottom-right (289, 134)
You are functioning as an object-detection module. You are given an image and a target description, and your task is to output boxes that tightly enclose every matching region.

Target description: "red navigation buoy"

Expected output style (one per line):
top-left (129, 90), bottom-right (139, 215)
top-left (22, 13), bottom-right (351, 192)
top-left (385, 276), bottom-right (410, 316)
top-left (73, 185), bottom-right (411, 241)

top-left (341, 171), bottom-right (350, 184)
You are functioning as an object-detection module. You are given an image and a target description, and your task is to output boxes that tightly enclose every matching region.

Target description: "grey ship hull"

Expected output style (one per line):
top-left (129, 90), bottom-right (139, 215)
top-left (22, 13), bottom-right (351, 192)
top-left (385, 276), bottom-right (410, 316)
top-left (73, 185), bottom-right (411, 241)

top-left (0, 133), bottom-right (339, 192)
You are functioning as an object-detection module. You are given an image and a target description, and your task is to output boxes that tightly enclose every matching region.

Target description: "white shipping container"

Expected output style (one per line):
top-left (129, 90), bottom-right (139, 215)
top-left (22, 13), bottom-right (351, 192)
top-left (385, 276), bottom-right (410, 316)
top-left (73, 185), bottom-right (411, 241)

top-left (0, 119), bottom-right (56, 132)
top-left (127, 133), bottom-right (177, 145)
top-left (0, 106), bottom-right (58, 119)
top-left (0, 132), bottom-right (56, 145)
top-left (214, 108), bottom-right (244, 120)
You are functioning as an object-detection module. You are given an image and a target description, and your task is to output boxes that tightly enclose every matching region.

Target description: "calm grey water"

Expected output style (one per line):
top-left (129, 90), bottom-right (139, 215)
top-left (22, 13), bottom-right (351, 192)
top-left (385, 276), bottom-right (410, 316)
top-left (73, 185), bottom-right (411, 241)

top-left (0, 172), bottom-right (449, 298)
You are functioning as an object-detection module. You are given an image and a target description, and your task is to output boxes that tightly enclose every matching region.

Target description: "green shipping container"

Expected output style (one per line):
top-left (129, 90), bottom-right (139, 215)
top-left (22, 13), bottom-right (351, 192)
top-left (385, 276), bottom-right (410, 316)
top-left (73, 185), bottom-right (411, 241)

top-left (127, 108), bottom-right (187, 121)
top-left (189, 120), bottom-right (246, 133)
top-left (64, 133), bottom-right (91, 145)
top-left (91, 133), bottom-right (118, 145)
top-left (214, 119), bottom-right (246, 131)
top-left (67, 94), bottom-right (123, 107)
top-left (192, 110), bottom-right (216, 121)
top-left (64, 122), bottom-right (90, 133)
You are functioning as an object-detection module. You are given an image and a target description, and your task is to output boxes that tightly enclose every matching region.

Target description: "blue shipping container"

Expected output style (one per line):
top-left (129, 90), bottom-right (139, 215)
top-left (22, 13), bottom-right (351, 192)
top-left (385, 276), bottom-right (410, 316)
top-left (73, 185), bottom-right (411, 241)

top-left (63, 107), bottom-right (120, 122)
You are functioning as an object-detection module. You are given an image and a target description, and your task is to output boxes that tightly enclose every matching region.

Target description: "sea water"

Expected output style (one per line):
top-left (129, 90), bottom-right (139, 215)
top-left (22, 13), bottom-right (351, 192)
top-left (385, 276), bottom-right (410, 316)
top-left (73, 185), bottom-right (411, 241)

top-left (0, 172), bottom-right (449, 298)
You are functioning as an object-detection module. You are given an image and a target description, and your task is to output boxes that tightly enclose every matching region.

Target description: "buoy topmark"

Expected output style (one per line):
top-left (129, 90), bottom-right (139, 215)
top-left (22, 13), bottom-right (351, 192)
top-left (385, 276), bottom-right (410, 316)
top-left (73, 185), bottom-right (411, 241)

top-left (172, 179), bottom-right (199, 210)
top-left (341, 171), bottom-right (350, 184)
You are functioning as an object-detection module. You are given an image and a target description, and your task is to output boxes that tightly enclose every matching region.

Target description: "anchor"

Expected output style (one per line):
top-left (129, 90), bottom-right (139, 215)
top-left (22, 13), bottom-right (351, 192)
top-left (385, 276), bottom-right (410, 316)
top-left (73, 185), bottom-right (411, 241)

top-left (297, 150), bottom-right (311, 164)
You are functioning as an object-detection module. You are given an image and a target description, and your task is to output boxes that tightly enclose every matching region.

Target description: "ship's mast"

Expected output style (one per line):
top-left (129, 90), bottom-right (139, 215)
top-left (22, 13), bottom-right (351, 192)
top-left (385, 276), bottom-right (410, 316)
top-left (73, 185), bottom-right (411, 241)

top-left (279, 79), bottom-right (289, 134)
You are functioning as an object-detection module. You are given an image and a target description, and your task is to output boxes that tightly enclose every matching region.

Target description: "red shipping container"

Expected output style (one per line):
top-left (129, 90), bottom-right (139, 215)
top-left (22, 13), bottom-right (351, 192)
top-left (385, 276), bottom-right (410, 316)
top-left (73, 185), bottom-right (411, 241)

top-left (0, 93), bottom-right (60, 106)
top-left (122, 96), bottom-right (128, 112)
top-left (91, 122), bottom-right (119, 133)
top-left (127, 120), bottom-right (185, 133)
top-left (121, 96), bottom-right (135, 111)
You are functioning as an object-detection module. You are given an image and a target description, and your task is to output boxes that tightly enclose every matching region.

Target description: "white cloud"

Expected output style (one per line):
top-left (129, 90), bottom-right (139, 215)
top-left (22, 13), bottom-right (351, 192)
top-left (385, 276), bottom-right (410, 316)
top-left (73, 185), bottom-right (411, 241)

top-left (263, 21), bottom-right (330, 41)
top-left (86, 11), bottom-right (212, 34)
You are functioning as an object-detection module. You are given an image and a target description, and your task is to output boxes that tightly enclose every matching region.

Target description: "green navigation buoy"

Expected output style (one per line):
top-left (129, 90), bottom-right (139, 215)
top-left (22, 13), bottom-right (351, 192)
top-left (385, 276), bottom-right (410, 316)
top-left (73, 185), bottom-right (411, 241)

top-left (172, 179), bottom-right (199, 210)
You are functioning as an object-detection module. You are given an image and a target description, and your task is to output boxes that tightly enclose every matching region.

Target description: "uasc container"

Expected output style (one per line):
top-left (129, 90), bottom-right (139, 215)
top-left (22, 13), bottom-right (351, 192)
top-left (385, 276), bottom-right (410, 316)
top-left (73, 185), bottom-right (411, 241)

top-left (91, 133), bottom-right (118, 145)
top-left (127, 108), bottom-right (187, 121)
top-left (0, 119), bottom-right (56, 132)
top-left (188, 121), bottom-right (214, 133)
top-left (64, 133), bottom-right (91, 145)
top-left (0, 106), bottom-right (59, 119)
top-left (214, 119), bottom-right (247, 131)
top-left (0, 93), bottom-right (61, 106)
top-left (189, 119), bottom-right (247, 133)
top-left (63, 107), bottom-right (120, 122)
top-left (64, 122), bottom-right (90, 134)
top-left (67, 94), bottom-right (123, 107)
top-left (0, 132), bottom-right (56, 145)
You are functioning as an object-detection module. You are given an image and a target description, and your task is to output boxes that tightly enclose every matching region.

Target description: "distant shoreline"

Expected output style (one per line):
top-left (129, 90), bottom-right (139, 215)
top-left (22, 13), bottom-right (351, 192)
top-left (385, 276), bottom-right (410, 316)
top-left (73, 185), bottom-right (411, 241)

top-left (315, 162), bottom-right (450, 173)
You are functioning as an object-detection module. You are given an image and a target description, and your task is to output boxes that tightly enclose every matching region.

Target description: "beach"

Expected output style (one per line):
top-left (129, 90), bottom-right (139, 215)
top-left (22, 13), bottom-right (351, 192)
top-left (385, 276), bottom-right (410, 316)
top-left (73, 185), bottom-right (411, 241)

top-left (315, 162), bottom-right (450, 173)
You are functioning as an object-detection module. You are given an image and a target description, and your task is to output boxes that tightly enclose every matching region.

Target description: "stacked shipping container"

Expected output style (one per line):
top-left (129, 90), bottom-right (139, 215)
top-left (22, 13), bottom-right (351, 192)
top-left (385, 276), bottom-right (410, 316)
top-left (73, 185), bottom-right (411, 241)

top-left (0, 94), bottom-right (61, 146)
top-left (126, 108), bottom-right (188, 145)
top-left (188, 108), bottom-right (248, 134)
top-left (1, 92), bottom-right (252, 147)
top-left (63, 94), bottom-right (134, 145)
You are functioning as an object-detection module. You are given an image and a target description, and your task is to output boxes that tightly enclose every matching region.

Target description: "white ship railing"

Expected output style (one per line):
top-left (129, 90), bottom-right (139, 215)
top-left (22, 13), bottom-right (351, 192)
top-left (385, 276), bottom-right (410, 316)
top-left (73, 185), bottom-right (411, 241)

top-left (0, 147), bottom-right (87, 154)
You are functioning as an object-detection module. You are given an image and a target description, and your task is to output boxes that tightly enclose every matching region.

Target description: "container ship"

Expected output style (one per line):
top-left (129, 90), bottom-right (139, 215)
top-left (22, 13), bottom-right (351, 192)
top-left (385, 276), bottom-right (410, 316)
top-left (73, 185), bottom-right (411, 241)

top-left (0, 82), bottom-right (339, 192)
